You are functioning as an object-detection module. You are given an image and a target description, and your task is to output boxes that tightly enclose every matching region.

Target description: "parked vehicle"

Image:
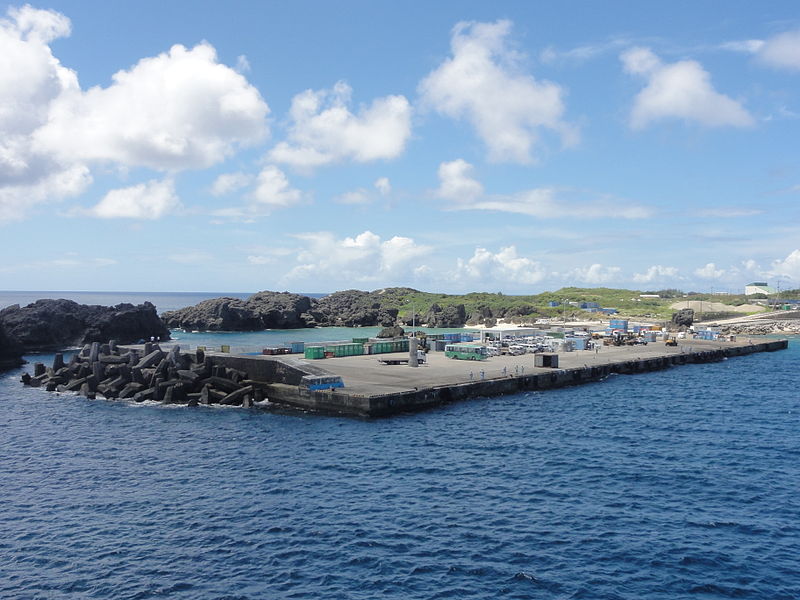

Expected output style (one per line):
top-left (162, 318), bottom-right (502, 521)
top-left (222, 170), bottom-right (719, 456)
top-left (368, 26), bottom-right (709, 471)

top-left (444, 344), bottom-right (489, 360)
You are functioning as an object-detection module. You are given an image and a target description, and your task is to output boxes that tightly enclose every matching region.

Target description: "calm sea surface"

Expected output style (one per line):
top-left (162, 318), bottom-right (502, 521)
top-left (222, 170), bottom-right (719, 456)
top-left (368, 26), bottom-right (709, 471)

top-left (0, 291), bottom-right (327, 314)
top-left (1, 292), bottom-right (798, 599)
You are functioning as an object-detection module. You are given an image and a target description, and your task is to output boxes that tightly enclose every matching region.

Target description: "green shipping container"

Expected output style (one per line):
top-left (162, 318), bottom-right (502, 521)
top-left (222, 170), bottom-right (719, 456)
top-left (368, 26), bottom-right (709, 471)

top-left (352, 337), bottom-right (369, 344)
top-left (304, 346), bottom-right (325, 359)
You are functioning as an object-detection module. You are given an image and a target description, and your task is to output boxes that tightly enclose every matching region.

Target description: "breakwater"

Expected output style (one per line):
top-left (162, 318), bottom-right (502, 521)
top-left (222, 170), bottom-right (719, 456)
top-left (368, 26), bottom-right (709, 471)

top-left (20, 341), bottom-right (261, 407)
top-left (20, 337), bottom-right (787, 417)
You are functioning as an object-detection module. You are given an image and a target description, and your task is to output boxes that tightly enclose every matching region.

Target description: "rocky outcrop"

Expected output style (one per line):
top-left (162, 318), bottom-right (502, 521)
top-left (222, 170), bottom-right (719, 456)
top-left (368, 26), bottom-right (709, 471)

top-left (377, 326), bottom-right (405, 338)
top-left (20, 342), bottom-right (257, 407)
top-left (671, 308), bottom-right (694, 329)
top-left (162, 292), bottom-right (313, 331)
top-left (0, 300), bottom-right (169, 352)
top-left (0, 323), bottom-right (24, 371)
top-left (423, 303), bottom-right (467, 328)
top-left (309, 290), bottom-right (399, 327)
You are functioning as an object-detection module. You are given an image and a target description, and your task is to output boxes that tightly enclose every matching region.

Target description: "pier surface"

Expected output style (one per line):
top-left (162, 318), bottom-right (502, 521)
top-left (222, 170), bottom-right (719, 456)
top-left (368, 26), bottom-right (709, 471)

top-left (205, 337), bottom-right (788, 417)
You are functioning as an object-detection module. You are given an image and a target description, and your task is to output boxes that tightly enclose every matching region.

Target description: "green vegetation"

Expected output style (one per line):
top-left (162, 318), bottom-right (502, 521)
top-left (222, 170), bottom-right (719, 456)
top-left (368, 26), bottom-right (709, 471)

top-left (373, 286), bottom-right (769, 323)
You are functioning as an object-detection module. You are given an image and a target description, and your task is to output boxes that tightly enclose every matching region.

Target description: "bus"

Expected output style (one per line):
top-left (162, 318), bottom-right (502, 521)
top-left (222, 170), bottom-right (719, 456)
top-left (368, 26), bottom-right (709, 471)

top-left (444, 344), bottom-right (489, 361)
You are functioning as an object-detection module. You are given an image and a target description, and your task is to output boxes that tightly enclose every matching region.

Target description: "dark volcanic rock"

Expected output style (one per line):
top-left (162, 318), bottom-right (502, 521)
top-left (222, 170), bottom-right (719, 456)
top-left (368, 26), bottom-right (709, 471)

top-left (0, 323), bottom-right (24, 371)
top-left (162, 292), bottom-right (313, 331)
top-left (423, 303), bottom-right (467, 328)
top-left (377, 326), bottom-right (405, 338)
top-left (310, 290), bottom-right (399, 327)
top-left (671, 308), bottom-right (694, 329)
top-left (0, 299), bottom-right (169, 352)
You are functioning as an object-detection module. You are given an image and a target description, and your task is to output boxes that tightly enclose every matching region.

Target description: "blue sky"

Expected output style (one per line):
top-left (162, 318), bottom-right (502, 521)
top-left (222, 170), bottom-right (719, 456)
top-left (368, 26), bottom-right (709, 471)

top-left (1, 1), bottom-right (799, 294)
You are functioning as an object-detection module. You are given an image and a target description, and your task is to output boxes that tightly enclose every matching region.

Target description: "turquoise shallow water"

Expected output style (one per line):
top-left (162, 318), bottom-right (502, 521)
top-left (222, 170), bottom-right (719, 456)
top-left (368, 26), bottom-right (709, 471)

top-left (0, 291), bottom-right (798, 599)
top-left (168, 326), bottom-right (477, 354)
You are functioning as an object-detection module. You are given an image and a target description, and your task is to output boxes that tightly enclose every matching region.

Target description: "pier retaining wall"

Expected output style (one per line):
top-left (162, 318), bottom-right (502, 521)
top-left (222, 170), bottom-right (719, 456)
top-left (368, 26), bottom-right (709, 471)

top-left (220, 338), bottom-right (788, 417)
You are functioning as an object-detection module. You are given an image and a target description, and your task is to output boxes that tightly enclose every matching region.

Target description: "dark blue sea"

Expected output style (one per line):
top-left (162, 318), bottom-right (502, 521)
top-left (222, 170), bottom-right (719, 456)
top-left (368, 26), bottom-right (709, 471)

top-left (1, 292), bottom-right (798, 599)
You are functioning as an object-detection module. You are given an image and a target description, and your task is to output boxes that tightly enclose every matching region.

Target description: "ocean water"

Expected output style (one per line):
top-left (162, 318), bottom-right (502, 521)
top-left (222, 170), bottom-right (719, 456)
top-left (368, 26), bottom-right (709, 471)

top-left (0, 291), bottom-right (327, 314)
top-left (0, 299), bottom-right (798, 598)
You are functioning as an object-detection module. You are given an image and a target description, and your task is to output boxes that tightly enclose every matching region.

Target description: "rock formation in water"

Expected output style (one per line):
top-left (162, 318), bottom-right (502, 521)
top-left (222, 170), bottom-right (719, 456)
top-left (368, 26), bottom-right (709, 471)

top-left (0, 299), bottom-right (170, 351)
top-left (161, 292), bottom-right (313, 331)
top-left (0, 323), bottom-right (24, 370)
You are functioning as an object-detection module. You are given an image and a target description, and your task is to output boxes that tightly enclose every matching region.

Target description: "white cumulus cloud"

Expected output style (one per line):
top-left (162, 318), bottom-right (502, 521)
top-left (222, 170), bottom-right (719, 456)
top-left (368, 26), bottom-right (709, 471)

top-left (0, 5), bottom-right (269, 223)
top-left (621, 47), bottom-right (754, 129)
top-left (374, 177), bottom-right (391, 196)
top-left (210, 172), bottom-right (253, 196)
top-left (89, 178), bottom-right (181, 219)
top-left (769, 249), bottom-right (800, 280)
top-left (726, 29), bottom-right (800, 71)
top-left (694, 262), bottom-right (726, 279)
top-left (633, 264), bottom-right (680, 283)
top-left (284, 230), bottom-right (430, 283)
top-left (435, 159), bottom-right (484, 202)
top-left (269, 81), bottom-right (412, 170)
top-left (567, 263), bottom-right (622, 284)
top-left (434, 159), bottom-right (651, 219)
top-left (36, 42), bottom-right (269, 170)
top-left (454, 246), bottom-right (546, 285)
top-left (0, 5), bottom-right (91, 221)
top-left (249, 165), bottom-right (303, 208)
top-left (336, 177), bottom-right (392, 205)
top-left (756, 29), bottom-right (800, 70)
top-left (419, 20), bottom-right (577, 164)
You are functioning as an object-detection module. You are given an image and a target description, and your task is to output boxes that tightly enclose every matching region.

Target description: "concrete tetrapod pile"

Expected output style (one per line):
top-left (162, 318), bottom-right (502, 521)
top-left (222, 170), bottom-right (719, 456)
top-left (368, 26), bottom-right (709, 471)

top-left (20, 341), bottom-right (258, 407)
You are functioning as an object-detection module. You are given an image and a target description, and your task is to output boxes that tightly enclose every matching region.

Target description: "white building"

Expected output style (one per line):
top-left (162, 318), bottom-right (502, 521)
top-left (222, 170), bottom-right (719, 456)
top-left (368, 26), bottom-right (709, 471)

top-left (744, 282), bottom-right (776, 296)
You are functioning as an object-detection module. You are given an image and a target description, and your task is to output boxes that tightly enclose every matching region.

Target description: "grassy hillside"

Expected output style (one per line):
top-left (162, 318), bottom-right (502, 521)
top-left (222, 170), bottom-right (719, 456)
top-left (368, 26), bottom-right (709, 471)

top-left (371, 287), bottom-right (768, 322)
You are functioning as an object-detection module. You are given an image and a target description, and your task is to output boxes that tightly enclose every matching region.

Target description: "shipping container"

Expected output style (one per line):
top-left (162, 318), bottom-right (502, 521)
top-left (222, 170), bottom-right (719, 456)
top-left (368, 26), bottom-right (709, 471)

top-left (609, 319), bottom-right (629, 332)
top-left (290, 341), bottom-right (305, 354)
top-left (304, 346), bottom-right (326, 359)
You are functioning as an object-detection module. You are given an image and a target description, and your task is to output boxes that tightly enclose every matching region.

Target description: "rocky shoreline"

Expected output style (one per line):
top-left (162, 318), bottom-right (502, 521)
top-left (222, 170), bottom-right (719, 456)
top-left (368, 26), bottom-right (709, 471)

top-left (0, 299), bottom-right (170, 369)
top-left (161, 289), bottom-right (401, 330)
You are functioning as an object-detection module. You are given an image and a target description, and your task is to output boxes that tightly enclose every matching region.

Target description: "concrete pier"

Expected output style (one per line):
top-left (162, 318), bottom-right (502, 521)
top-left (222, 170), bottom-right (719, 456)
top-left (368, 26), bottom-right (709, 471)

top-left (201, 338), bottom-right (789, 417)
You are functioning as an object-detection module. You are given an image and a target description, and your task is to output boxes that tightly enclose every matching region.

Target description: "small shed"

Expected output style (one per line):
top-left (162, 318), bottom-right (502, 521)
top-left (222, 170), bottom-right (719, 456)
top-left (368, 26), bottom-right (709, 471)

top-left (534, 353), bottom-right (559, 368)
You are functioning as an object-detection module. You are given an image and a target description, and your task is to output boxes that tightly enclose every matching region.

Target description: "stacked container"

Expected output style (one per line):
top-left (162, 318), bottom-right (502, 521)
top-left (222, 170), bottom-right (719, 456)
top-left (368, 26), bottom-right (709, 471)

top-left (324, 343), bottom-right (365, 357)
top-left (609, 319), bottom-right (629, 332)
top-left (304, 346), bottom-right (325, 359)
